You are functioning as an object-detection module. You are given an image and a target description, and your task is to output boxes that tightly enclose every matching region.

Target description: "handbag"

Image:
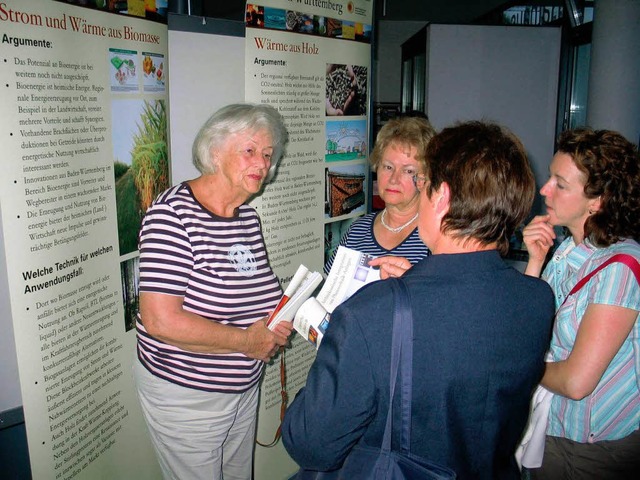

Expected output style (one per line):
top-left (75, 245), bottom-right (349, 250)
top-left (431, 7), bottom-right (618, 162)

top-left (295, 279), bottom-right (456, 480)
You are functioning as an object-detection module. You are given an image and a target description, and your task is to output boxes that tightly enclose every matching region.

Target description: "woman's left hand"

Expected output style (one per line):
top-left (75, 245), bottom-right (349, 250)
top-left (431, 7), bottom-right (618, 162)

top-left (367, 256), bottom-right (412, 279)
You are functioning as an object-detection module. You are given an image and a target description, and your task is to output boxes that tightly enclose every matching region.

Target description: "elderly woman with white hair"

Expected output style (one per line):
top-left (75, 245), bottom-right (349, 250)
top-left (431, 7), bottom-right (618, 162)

top-left (134, 104), bottom-right (293, 480)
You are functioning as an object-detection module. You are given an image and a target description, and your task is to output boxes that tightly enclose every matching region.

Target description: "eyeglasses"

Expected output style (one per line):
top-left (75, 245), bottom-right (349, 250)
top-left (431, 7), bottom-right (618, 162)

top-left (412, 174), bottom-right (427, 191)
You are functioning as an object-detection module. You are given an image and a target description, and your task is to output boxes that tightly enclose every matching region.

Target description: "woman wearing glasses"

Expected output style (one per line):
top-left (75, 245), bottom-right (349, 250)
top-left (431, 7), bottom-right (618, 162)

top-left (134, 104), bottom-right (293, 480)
top-left (324, 115), bottom-right (436, 273)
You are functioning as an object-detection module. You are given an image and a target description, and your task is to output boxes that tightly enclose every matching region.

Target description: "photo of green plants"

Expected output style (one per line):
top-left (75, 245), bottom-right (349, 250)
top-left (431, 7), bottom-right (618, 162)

top-left (112, 99), bottom-right (170, 256)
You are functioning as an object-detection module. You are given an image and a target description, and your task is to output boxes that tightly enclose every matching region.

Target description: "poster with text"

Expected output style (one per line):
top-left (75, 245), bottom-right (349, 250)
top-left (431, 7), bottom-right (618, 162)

top-left (0, 1), bottom-right (166, 478)
top-left (245, 1), bottom-right (373, 478)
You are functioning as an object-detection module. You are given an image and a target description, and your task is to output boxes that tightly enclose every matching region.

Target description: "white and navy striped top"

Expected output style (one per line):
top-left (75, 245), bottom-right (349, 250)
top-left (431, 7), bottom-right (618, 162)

top-left (325, 211), bottom-right (430, 274)
top-left (136, 183), bottom-right (282, 393)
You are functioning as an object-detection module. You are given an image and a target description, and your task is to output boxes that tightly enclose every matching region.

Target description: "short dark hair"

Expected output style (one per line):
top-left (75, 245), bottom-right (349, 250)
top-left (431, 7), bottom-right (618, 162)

top-left (557, 128), bottom-right (640, 246)
top-left (425, 121), bottom-right (535, 255)
top-left (370, 116), bottom-right (436, 173)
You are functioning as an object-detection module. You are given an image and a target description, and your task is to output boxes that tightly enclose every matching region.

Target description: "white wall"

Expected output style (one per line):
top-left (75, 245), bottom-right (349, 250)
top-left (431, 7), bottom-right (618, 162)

top-left (167, 17), bottom-right (245, 183)
top-left (588, 0), bottom-right (640, 143)
top-left (425, 24), bottom-right (562, 212)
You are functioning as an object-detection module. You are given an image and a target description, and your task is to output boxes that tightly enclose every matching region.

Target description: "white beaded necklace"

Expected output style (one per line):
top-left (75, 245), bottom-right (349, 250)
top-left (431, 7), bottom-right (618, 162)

top-left (380, 209), bottom-right (418, 233)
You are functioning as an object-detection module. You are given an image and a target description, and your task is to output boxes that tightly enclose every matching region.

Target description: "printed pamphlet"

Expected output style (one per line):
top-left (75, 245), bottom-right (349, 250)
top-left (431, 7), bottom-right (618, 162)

top-left (266, 264), bottom-right (323, 330)
top-left (294, 246), bottom-right (380, 348)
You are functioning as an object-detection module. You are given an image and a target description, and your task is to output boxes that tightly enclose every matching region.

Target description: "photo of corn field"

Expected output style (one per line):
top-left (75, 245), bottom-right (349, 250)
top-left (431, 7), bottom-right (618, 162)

top-left (112, 99), bottom-right (170, 255)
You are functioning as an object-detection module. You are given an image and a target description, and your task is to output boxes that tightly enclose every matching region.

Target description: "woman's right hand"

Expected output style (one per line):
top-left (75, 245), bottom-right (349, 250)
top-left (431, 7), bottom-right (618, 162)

top-left (522, 215), bottom-right (555, 276)
top-left (367, 255), bottom-right (412, 279)
top-left (243, 320), bottom-right (293, 363)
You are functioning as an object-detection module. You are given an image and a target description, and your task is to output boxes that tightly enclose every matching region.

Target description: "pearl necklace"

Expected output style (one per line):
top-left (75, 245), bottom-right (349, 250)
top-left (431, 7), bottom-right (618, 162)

top-left (380, 209), bottom-right (418, 233)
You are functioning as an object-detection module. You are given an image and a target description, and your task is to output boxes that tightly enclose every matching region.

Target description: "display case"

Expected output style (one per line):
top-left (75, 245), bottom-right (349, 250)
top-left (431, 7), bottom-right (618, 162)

top-left (400, 26), bottom-right (427, 114)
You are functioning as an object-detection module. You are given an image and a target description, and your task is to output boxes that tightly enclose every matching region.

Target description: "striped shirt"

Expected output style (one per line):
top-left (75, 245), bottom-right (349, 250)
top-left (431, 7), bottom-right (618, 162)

top-left (543, 237), bottom-right (640, 442)
top-left (324, 211), bottom-right (430, 274)
top-left (136, 183), bottom-right (282, 393)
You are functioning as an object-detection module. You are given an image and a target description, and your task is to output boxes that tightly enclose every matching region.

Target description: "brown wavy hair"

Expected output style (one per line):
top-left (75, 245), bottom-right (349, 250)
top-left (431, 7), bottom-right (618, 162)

top-left (557, 128), bottom-right (640, 246)
top-left (425, 121), bottom-right (535, 255)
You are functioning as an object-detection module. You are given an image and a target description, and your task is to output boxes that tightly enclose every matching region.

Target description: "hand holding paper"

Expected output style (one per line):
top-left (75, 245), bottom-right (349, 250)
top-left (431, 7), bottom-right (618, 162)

top-left (293, 246), bottom-right (380, 348)
top-left (267, 247), bottom-right (381, 347)
top-left (266, 265), bottom-right (323, 330)
top-left (266, 265), bottom-right (310, 328)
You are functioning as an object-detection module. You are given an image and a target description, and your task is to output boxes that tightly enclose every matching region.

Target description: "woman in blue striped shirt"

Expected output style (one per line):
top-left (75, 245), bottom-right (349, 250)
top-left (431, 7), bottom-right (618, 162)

top-left (325, 116), bottom-right (436, 273)
top-left (523, 128), bottom-right (640, 479)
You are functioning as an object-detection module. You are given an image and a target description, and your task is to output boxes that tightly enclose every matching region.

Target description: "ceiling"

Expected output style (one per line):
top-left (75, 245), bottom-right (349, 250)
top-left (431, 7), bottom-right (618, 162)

top-left (375, 0), bottom-right (514, 23)
top-left (186, 0), bottom-right (565, 24)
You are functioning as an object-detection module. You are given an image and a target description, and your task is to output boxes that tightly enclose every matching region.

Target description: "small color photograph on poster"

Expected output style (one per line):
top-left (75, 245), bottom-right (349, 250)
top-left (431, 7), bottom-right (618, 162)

top-left (326, 63), bottom-right (368, 116)
top-left (325, 164), bottom-right (367, 219)
top-left (109, 48), bottom-right (139, 92)
top-left (325, 119), bottom-right (367, 162)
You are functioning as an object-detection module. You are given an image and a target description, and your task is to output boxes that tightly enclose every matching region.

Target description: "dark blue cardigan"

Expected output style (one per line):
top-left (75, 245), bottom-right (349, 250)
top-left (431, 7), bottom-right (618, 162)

top-left (282, 250), bottom-right (555, 479)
